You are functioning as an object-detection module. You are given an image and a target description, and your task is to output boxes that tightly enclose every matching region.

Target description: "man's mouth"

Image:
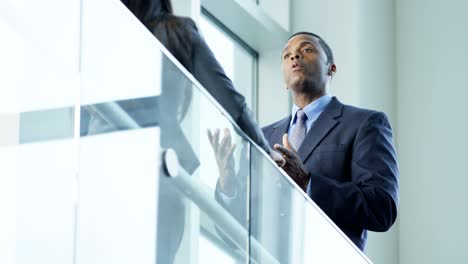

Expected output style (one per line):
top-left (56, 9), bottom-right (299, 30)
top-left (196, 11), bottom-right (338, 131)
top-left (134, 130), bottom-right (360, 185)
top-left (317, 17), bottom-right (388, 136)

top-left (292, 63), bottom-right (303, 72)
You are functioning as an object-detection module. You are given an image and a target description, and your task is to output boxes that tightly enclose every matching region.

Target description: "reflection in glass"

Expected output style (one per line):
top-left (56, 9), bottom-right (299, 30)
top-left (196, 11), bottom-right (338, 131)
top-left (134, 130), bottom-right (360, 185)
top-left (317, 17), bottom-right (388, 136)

top-left (158, 55), bottom-right (251, 263)
top-left (80, 97), bottom-right (159, 136)
top-left (19, 107), bottom-right (74, 143)
top-left (77, 44), bottom-right (167, 264)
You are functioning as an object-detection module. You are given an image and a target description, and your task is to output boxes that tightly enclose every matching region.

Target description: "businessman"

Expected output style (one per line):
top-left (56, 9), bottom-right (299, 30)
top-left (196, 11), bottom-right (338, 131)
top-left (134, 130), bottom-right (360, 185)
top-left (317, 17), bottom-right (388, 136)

top-left (212, 32), bottom-right (399, 251)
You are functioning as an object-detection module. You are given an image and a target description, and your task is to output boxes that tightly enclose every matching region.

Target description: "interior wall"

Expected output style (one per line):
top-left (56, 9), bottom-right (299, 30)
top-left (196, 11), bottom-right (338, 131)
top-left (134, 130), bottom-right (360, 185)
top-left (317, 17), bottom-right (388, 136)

top-left (257, 49), bottom-right (290, 126)
top-left (395, 0), bottom-right (468, 263)
top-left (291, 0), bottom-right (362, 106)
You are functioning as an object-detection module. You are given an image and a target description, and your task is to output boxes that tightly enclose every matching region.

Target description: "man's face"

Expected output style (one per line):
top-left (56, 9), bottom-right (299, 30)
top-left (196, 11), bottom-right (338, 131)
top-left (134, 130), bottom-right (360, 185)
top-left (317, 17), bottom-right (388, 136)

top-left (281, 34), bottom-right (330, 94)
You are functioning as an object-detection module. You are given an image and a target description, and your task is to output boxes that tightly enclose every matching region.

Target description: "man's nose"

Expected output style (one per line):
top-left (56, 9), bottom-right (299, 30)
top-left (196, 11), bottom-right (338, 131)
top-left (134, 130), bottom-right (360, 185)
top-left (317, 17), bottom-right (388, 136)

top-left (290, 53), bottom-right (301, 60)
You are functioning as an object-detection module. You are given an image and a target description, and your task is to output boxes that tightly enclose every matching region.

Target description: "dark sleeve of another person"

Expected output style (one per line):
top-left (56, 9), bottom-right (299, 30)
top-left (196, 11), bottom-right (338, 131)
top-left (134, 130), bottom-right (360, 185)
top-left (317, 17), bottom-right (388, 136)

top-left (183, 18), bottom-right (271, 154)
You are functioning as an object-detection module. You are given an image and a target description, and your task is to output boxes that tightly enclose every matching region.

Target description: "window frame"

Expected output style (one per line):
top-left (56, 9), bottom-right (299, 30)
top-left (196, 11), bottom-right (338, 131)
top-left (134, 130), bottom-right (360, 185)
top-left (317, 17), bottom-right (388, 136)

top-left (200, 8), bottom-right (259, 118)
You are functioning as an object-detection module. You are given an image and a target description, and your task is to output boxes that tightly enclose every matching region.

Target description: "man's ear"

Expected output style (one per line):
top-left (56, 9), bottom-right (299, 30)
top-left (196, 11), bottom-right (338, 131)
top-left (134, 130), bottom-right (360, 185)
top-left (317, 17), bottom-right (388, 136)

top-left (328, 64), bottom-right (337, 76)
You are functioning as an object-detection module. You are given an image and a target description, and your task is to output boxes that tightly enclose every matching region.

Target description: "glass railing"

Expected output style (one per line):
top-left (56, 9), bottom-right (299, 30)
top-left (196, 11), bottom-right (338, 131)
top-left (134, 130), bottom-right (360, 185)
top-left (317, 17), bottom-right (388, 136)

top-left (2, 0), bottom-right (372, 263)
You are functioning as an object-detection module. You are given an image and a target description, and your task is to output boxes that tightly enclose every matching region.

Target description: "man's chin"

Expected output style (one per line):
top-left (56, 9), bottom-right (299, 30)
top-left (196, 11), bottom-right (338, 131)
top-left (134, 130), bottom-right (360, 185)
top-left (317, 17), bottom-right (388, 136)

top-left (288, 78), bottom-right (307, 92)
top-left (288, 76), bottom-right (303, 87)
top-left (289, 80), bottom-right (321, 94)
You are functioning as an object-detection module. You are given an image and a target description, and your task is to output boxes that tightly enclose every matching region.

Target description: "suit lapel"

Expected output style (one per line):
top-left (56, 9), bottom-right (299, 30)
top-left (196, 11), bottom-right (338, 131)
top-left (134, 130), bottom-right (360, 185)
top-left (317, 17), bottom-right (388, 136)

top-left (297, 97), bottom-right (344, 162)
top-left (271, 116), bottom-right (291, 146)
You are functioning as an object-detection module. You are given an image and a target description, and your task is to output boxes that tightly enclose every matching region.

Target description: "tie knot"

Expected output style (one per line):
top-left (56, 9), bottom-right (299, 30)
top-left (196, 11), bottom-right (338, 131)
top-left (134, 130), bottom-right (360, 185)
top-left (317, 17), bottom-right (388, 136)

top-left (296, 109), bottom-right (307, 123)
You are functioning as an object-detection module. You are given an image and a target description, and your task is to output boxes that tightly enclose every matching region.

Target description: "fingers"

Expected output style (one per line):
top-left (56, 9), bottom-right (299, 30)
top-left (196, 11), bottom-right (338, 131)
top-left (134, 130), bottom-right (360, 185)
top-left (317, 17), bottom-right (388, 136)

top-left (220, 129), bottom-right (234, 155)
top-left (224, 128), bottom-right (231, 139)
top-left (207, 129), bottom-right (214, 146)
top-left (271, 135), bottom-right (300, 170)
top-left (270, 150), bottom-right (283, 162)
top-left (208, 128), bottom-right (237, 161)
top-left (280, 133), bottom-right (299, 157)
top-left (220, 128), bottom-right (232, 149)
top-left (274, 143), bottom-right (294, 159)
top-left (221, 143), bottom-right (236, 165)
top-left (282, 133), bottom-right (293, 150)
top-left (270, 151), bottom-right (286, 167)
top-left (207, 128), bottom-right (220, 150)
top-left (213, 128), bottom-right (220, 143)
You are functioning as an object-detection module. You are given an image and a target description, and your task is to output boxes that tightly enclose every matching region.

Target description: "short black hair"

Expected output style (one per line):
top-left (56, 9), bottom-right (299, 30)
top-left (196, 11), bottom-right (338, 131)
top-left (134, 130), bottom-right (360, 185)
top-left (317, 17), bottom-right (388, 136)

top-left (288, 32), bottom-right (334, 64)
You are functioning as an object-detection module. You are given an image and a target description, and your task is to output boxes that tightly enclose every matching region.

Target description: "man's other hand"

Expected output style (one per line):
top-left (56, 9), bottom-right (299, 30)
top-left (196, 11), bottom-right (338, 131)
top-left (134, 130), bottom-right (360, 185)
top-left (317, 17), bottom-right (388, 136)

top-left (274, 133), bottom-right (310, 192)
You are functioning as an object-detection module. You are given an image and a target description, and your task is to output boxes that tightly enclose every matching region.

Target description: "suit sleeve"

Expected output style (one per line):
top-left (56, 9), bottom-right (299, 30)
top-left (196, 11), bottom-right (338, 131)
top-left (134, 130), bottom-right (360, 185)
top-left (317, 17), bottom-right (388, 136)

top-left (308, 112), bottom-right (399, 232)
top-left (185, 19), bottom-right (271, 153)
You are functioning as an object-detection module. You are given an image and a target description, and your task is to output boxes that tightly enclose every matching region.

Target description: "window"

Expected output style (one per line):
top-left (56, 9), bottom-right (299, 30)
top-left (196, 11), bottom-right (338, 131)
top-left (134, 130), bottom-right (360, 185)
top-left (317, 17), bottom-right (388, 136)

top-left (199, 11), bottom-right (258, 115)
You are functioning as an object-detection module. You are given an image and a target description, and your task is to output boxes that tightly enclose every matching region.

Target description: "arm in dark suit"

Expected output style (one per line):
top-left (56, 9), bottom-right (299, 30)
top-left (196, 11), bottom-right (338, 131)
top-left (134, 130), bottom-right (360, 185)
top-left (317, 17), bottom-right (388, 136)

top-left (309, 112), bottom-right (399, 232)
top-left (185, 19), bottom-right (271, 153)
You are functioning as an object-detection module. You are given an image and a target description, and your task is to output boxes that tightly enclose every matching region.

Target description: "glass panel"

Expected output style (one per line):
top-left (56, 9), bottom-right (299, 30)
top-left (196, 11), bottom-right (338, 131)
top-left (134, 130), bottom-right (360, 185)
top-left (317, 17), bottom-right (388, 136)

top-left (158, 54), bottom-right (251, 264)
top-left (76, 124), bottom-right (159, 264)
top-left (76, 0), bottom-right (161, 262)
top-left (80, 0), bottom-right (162, 106)
top-left (0, 58), bottom-right (77, 264)
top-left (0, 0), bottom-right (80, 114)
top-left (197, 24), bottom-right (258, 255)
top-left (199, 14), bottom-right (256, 111)
top-left (0, 0), bottom-right (79, 263)
top-left (78, 0), bottom-right (251, 262)
top-left (14, 132), bottom-right (76, 264)
top-left (77, 55), bottom-right (252, 264)
top-left (249, 146), bottom-right (371, 263)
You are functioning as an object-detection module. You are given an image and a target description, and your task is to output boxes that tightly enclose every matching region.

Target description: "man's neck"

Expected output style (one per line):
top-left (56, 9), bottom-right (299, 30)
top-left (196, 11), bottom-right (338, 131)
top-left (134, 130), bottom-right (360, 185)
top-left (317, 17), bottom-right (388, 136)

top-left (293, 91), bottom-right (326, 109)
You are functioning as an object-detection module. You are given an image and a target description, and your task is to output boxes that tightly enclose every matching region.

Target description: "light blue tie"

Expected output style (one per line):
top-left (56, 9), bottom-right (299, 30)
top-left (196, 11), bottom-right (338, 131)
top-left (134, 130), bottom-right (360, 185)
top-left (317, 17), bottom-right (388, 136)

top-left (290, 109), bottom-right (307, 151)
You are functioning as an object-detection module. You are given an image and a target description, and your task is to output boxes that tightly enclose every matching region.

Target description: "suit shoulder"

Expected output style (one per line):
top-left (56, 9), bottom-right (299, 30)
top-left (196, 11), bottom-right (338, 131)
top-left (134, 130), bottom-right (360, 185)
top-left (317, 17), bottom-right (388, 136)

top-left (341, 103), bottom-right (391, 129)
top-left (342, 103), bottom-right (385, 120)
top-left (262, 116), bottom-right (290, 133)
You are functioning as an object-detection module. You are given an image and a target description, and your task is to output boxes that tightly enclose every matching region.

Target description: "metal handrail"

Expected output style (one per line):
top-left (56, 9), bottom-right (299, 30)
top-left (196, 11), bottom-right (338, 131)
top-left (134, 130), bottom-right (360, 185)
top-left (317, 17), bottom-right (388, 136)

top-left (162, 149), bottom-right (279, 264)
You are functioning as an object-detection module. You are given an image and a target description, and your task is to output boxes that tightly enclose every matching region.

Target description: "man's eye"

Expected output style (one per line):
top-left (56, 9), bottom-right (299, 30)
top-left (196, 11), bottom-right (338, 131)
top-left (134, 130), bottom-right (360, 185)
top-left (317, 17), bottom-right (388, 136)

top-left (283, 53), bottom-right (290, 59)
top-left (303, 48), bottom-right (313, 53)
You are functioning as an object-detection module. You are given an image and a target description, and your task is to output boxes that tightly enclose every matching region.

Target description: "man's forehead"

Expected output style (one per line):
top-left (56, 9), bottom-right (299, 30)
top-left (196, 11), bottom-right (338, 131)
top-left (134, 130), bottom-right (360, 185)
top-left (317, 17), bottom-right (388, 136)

top-left (283, 34), bottom-right (320, 51)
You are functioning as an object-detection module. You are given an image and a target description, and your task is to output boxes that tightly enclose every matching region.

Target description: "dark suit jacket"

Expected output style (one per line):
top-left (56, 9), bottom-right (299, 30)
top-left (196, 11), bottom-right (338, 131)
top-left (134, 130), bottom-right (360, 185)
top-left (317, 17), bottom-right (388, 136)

top-left (262, 97), bottom-right (399, 250)
top-left (149, 16), bottom-right (270, 153)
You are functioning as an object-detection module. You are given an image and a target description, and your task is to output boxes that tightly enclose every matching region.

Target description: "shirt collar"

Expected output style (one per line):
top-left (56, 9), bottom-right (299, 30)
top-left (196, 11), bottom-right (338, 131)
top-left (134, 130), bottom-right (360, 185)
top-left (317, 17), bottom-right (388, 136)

top-left (290, 94), bottom-right (333, 126)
